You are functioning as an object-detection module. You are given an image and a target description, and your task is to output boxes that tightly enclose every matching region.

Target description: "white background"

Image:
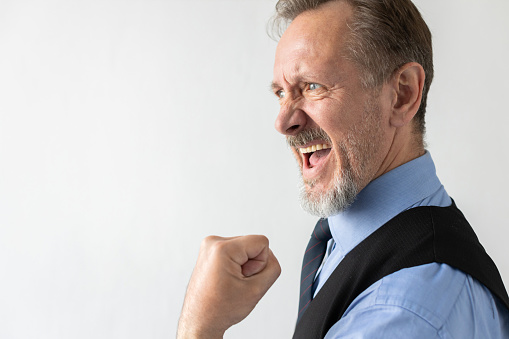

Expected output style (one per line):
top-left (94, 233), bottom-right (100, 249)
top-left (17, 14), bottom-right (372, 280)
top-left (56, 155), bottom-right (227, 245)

top-left (0, 0), bottom-right (508, 338)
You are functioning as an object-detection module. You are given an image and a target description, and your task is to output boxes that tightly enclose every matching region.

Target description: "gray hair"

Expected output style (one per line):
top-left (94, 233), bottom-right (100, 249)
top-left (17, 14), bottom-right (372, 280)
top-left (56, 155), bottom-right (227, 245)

top-left (270, 0), bottom-right (433, 135)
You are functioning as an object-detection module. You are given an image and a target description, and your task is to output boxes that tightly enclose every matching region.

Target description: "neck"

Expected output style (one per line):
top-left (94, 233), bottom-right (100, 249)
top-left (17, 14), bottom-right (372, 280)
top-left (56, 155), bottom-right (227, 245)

top-left (374, 126), bottom-right (425, 182)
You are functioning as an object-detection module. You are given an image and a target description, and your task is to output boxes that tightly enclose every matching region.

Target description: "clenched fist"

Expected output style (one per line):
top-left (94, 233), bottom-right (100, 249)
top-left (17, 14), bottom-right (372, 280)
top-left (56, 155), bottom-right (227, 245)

top-left (177, 235), bottom-right (281, 339)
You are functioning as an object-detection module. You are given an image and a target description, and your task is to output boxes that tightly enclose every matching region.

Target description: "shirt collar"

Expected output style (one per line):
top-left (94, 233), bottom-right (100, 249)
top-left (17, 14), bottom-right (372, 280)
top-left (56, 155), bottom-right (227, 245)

top-left (327, 151), bottom-right (445, 258)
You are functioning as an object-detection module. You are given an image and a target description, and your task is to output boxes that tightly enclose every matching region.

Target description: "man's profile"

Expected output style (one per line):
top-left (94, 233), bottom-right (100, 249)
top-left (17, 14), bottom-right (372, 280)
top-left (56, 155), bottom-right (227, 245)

top-left (177, 0), bottom-right (509, 338)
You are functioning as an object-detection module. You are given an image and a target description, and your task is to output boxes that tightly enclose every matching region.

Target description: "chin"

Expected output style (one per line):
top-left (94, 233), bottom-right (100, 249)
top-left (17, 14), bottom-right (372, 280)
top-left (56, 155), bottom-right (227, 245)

top-left (299, 169), bottom-right (358, 218)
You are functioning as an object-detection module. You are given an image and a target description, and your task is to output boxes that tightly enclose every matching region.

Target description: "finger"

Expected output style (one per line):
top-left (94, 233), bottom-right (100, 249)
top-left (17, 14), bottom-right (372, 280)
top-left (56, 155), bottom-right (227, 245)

top-left (241, 246), bottom-right (269, 277)
top-left (228, 235), bottom-right (270, 267)
top-left (246, 249), bottom-right (281, 300)
top-left (240, 235), bottom-right (270, 260)
top-left (266, 249), bottom-right (282, 283)
top-left (247, 249), bottom-right (281, 282)
top-left (202, 235), bottom-right (241, 247)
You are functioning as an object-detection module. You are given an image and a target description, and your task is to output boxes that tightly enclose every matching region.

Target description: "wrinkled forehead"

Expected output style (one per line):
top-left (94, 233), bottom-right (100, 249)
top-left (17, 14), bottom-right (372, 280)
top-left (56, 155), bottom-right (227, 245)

top-left (273, 2), bottom-right (354, 79)
top-left (275, 1), bottom-right (354, 64)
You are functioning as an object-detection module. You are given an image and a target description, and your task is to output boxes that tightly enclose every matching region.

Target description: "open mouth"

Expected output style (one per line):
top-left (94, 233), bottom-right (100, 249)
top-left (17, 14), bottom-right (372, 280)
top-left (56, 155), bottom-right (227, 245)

top-left (299, 143), bottom-right (332, 169)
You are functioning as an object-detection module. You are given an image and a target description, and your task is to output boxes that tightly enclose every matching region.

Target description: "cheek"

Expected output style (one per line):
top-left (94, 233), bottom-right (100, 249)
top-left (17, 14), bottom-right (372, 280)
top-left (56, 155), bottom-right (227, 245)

top-left (307, 100), bottom-right (356, 135)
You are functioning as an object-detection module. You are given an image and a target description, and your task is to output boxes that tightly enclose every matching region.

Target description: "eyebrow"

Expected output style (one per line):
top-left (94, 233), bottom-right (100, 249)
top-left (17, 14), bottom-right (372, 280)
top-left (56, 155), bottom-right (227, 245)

top-left (269, 82), bottom-right (281, 92)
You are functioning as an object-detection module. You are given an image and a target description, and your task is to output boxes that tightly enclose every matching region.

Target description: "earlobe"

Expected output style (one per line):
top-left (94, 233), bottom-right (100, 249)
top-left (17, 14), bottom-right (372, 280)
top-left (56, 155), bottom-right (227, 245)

top-left (390, 63), bottom-right (425, 128)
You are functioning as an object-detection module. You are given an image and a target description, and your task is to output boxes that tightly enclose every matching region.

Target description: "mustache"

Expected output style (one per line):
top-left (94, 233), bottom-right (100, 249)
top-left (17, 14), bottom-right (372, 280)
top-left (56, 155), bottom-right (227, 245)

top-left (286, 128), bottom-right (331, 148)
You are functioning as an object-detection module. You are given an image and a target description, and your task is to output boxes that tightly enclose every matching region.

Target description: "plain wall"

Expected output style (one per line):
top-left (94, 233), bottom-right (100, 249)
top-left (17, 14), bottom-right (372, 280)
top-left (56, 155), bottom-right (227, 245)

top-left (0, 0), bottom-right (507, 338)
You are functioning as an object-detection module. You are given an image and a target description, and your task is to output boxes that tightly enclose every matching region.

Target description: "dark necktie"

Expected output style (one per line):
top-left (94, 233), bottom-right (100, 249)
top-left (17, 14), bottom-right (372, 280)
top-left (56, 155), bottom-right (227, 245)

top-left (297, 218), bottom-right (332, 323)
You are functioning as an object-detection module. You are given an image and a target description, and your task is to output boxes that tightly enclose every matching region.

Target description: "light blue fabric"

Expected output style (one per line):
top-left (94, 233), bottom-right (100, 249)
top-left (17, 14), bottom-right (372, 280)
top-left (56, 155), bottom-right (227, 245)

top-left (311, 152), bottom-right (509, 338)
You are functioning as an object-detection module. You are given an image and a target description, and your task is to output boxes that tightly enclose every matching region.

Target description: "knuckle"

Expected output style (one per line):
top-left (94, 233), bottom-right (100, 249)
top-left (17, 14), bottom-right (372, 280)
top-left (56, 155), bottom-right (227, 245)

top-left (201, 235), bottom-right (214, 247)
top-left (202, 235), bottom-right (214, 242)
top-left (212, 238), bottom-right (229, 252)
top-left (249, 234), bottom-right (269, 245)
top-left (259, 234), bottom-right (269, 242)
top-left (201, 235), bottom-right (223, 251)
top-left (275, 262), bottom-right (282, 276)
top-left (208, 237), bottom-right (234, 258)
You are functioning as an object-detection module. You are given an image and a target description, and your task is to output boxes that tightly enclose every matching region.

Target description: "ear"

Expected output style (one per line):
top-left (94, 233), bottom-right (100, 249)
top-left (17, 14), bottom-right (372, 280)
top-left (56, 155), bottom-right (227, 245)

top-left (389, 62), bottom-right (425, 128)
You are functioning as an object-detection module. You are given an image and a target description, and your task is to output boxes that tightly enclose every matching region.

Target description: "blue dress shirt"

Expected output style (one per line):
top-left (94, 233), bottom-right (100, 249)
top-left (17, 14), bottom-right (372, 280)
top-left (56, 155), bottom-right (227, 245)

top-left (312, 152), bottom-right (509, 338)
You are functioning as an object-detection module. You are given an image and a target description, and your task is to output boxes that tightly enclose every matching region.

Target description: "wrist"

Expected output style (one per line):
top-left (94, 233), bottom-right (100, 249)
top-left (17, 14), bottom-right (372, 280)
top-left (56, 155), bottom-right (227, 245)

top-left (177, 328), bottom-right (224, 339)
top-left (177, 317), bottom-right (225, 339)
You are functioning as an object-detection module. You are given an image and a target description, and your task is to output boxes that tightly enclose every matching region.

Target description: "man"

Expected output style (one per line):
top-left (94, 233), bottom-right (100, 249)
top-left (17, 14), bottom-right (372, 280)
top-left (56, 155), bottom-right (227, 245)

top-left (177, 0), bottom-right (509, 338)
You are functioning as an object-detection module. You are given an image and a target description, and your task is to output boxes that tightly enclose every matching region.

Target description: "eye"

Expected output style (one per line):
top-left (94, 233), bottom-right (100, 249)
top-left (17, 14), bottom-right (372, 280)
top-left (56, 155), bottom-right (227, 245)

top-left (308, 83), bottom-right (323, 91)
top-left (276, 89), bottom-right (286, 99)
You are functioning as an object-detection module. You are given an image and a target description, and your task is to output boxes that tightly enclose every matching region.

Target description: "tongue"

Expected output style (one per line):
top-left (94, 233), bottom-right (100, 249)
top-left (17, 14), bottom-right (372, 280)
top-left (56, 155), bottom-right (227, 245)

top-left (309, 149), bottom-right (330, 167)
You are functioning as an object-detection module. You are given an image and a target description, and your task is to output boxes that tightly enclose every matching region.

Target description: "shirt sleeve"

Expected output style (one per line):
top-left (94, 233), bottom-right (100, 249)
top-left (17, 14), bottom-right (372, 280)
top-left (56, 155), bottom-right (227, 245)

top-left (324, 304), bottom-right (441, 339)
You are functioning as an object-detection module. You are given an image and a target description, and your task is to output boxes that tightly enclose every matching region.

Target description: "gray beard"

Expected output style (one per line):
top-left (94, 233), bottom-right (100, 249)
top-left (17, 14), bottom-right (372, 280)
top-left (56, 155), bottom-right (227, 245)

top-left (291, 93), bottom-right (382, 219)
top-left (299, 168), bottom-right (358, 218)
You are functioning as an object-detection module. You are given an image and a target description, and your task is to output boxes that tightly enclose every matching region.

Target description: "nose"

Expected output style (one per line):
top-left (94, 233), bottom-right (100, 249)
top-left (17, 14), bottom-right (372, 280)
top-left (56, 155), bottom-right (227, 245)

top-left (274, 101), bottom-right (307, 136)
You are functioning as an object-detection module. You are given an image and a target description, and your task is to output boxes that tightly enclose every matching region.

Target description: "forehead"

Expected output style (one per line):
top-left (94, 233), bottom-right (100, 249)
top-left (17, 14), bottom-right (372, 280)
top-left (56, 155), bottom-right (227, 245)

top-left (273, 1), bottom-right (354, 84)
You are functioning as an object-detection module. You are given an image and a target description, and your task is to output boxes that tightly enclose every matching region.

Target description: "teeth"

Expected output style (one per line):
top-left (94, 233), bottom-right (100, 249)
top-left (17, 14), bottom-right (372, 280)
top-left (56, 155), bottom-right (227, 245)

top-left (299, 144), bottom-right (331, 154)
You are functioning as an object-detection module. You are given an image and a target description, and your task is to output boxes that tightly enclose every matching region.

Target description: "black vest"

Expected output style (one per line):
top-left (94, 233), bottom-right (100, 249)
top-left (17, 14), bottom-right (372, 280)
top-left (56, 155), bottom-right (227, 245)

top-left (293, 202), bottom-right (509, 339)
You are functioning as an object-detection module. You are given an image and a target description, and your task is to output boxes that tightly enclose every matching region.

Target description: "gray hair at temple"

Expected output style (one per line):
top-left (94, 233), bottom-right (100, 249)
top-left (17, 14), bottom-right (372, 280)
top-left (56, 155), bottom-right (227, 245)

top-left (270, 0), bottom-right (433, 135)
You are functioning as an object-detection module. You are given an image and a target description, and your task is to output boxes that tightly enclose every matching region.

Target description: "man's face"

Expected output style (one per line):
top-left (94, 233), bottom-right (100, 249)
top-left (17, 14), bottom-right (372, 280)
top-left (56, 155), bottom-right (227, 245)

top-left (272, 2), bottom-right (394, 217)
